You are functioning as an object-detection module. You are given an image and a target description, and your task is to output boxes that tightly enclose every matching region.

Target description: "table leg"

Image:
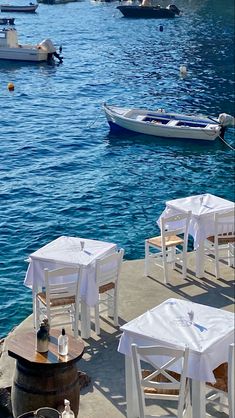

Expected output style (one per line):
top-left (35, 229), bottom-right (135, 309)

top-left (125, 356), bottom-right (139, 418)
top-left (191, 379), bottom-right (206, 418)
top-left (33, 291), bottom-right (37, 329)
top-left (81, 300), bottom-right (91, 339)
top-left (32, 281), bottom-right (39, 329)
top-left (228, 243), bottom-right (234, 267)
top-left (195, 242), bottom-right (205, 278)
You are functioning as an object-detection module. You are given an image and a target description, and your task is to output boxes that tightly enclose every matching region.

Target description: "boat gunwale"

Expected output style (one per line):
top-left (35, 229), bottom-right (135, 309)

top-left (104, 105), bottom-right (219, 133)
top-left (104, 104), bottom-right (218, 124)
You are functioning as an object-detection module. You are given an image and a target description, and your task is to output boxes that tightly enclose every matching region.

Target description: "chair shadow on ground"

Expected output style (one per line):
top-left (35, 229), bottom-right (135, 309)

top-left (78, 320), bottom-right (127, 416)
top-left (146, 261), bottom-right (234, 310)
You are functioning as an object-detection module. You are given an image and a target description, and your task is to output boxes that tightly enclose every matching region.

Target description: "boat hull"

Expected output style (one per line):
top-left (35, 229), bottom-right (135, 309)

top-left (0, 4), bottom-right (38, 12)
top-left (104, 105), bottom-right (220, 141)
top-left (117, 5), bottom-right (176, 18)
top-left (0, 17), bottom-right (15, 24)
top-left (0, 47), bottom-right (48, 62)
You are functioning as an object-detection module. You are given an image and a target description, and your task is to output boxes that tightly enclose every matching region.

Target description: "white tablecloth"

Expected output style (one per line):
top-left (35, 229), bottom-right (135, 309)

top-left (158, 194), bottom-right (234, 249)
top-left (24, 236), bottom-right (117, 306)
top-left (118, 298), bottom-right (234, 383)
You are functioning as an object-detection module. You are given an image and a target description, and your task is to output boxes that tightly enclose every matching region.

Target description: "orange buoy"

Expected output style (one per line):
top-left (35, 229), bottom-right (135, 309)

top-left (8, 82), bottom-right (15, 91)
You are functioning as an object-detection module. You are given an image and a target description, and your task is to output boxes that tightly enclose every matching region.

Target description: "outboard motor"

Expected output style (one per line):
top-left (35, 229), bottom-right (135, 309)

top-left (217, 113), bottom-right (235, 140)
top-left (218, 113), bottom-right (235, 127)
top-left (53, 50), bottom-right (63, 63)
top-left (39, 38), bottom-right (63, 63)
top-left (39, 38), bottom-right (56, 53)
top-left (167, 4), bottom-right (181, 15)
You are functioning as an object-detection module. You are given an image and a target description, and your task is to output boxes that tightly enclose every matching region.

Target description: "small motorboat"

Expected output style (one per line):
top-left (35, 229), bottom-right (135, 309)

top-left (0, 3), bottom-right (38, 12)
top-left (103, 103), bottom-right (234, 141)
top-left (117, 3), bottom-right (180, 18)
top-left (0, 17), bottom-right (15, 24)
top-left (0, 28), bottom-right (63, 63)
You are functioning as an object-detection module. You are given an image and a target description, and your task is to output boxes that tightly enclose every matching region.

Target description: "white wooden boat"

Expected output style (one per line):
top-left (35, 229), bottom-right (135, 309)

top-left (0, 3), bottom-right (38, 12)
top-left (0, 28), bottom-right (63, 63)
top-left (103, 103), bottom-right (234, 141)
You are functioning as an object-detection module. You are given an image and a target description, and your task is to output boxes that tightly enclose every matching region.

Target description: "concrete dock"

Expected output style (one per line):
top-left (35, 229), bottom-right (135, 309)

top-left (0, 254), bottom-right (234, 418)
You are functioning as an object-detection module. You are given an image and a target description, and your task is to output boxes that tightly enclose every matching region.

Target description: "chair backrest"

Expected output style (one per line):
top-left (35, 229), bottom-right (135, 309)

top-left (44, 266), bottom-right (81, 307)
top-left (160, 211), bottom-right (191, 250)
top-left (214, 210), bottom-right (235, 242)
top-left (131, 344), bottom-right (189, 418)
top-left (95, 249), bottom-right (124, 286)
top-left (228, 343), bottom-right (235, 418)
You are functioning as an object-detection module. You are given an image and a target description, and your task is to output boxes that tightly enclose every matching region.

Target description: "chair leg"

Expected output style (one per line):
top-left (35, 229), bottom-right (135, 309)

top-left (163, 263), bottom-right (169, 284)
top-left (107, 290), bottom-right (114, 317)
top-left (182, 248), bottom-right (187, 279)
top-left (214, 249), bottom-right (220, 279)
top-left (73, 304), bottom-right (79, 339)
top-left (113, 288), bottom-right (119, 327)
top-left (168, 246), bottom-right (176, 270)
top-left (162, 247), bottom-right (169, 284)
top-left (144, 240), bottom-right (149, 276)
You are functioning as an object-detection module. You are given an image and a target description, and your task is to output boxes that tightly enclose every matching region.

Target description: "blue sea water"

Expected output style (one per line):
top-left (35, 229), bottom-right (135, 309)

top-left (0, 0), bottom-right (234, 338)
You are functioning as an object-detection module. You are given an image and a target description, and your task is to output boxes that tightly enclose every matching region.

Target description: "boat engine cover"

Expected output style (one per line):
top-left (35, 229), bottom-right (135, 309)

top-left (218, 113), bottom-right (235, 127)
top-left (39, 38), bottom-right (56, 53)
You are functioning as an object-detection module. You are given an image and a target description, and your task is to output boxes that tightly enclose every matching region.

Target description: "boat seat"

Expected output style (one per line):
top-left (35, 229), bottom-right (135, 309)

top-left (167, 120), bottom-right (178, 126)
top-left (136, 115), bottom-right (145, 121)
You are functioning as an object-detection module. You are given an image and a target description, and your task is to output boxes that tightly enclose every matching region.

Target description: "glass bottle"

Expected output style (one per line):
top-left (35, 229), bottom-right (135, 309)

top-left (58, 328), bottom-right (68, 356)
top-left (42, 316), bottom-right (50, 335)
top-left (36, 322), bottom-right (49, 353)
top-left (62, 400), bottom-right (74, 418)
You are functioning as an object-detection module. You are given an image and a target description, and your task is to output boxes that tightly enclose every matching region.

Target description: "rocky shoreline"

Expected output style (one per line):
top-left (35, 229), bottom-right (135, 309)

top-left (0, 338), bottom-right (13, 418)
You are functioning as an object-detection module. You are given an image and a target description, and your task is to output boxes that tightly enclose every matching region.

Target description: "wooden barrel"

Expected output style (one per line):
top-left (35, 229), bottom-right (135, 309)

top-left (17, 413), bottom-right (35, 418)
top-left (11, 359), bottom-right (80, 418)
top-left (8, 330), bottom-right (84, 418)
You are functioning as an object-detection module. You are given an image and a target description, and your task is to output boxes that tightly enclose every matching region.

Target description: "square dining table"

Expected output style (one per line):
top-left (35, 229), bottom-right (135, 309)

top-left (158, 193), bottom-right (234, 278)
top-left (24, 235), bottom-right (117, 338)
top-left (118, 298), bottom-right (234, 418)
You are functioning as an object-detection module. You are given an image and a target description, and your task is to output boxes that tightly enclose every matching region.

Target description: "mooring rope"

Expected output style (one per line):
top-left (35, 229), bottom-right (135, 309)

top-left (84, 114), bottom-right (102, 128)
top-left (219, 134), bottom-right (235, 150)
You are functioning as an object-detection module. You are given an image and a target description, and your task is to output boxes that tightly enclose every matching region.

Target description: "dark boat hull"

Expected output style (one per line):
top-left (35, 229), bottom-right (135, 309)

top-left (117, 5), bottom-right (176, 18)
top-left (0, 5), bottom-right (38, 12)
top-left (0, 17), bottom-right (15, 24)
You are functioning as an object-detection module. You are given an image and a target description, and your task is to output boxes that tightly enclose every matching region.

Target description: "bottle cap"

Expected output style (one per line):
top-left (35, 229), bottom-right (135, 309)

top-left (62, 328), bottom-right (65, 335)
top-left (64, 399), bottom-right (70, 405)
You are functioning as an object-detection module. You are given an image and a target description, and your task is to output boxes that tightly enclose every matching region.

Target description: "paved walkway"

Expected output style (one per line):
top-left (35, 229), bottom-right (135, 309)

top-left (0, 255), bottom-right (234, 417)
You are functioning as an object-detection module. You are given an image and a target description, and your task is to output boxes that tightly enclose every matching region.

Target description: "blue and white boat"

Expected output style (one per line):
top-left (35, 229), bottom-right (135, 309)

top-left (103, 103), bottom-right (234, 141)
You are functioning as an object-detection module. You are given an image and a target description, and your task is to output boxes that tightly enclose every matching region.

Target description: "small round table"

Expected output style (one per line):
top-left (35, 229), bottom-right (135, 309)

top-left (8, 329), bottom-right (84, 418)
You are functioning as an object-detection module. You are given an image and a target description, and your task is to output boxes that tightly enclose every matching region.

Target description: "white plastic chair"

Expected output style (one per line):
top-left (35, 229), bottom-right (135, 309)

top-left (205, 210), bottom-right (235, 279)
top-left (94, 248), bottom-right (124, 335)
top-left (35, 266), bottom-right (81, 338)
top-left (131, 344), bottom-right (190, 418)
top-left (145, 211), bottom-right (191, 283)
top-left (206, 343), bottom-right (234, 418)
